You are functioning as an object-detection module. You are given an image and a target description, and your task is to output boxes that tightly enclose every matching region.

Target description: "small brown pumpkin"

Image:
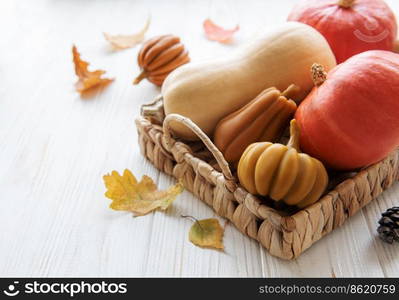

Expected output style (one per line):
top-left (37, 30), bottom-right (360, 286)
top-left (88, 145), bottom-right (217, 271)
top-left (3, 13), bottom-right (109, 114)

top-left (237, 120), bottom-right (328, 208)
top-left (214, 85), bottom-right (299, 164)
top-left (133, 35), bottom-right (190, 86)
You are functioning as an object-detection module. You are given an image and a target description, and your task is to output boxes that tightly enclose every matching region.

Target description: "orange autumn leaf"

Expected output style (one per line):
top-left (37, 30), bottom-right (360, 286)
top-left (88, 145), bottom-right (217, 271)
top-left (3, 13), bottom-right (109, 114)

top-left (103, 169), bottom-right (184, 216)
top-left (103, 16), bottom-right (151, 50)
top-left (72, 45), bottom-right (113, 93)
top-left (203, 18), bottom-right (239, 43)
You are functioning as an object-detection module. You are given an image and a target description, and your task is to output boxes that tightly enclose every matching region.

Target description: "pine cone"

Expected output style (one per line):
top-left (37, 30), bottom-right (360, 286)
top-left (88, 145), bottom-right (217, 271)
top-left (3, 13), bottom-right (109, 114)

top-left (377, 207), bottom-right (399, 244)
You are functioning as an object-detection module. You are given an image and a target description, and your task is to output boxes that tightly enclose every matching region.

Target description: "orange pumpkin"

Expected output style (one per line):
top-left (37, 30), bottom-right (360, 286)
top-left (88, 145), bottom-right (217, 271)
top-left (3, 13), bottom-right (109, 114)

top-left (295, 50), bottom-right (399, 170)
top-left (288, 0), bottom-right (397, 63)
top-left (134, 35), bottom-right (190, 86)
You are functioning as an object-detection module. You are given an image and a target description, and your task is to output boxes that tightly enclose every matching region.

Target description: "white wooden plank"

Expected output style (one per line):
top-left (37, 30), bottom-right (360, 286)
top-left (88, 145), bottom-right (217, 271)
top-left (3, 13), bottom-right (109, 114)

top-left (142, 173), bottom-right (263, 277)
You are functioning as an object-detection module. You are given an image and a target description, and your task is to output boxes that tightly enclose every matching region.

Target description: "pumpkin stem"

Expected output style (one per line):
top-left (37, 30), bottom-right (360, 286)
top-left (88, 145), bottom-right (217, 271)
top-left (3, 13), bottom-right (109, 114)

top-left (287, 119), bottom-right (301, 151)
top-left (133, 70), bottom-right (147, 85)
top-left (338, 0), bottom-right (355, 8)
top-left (282, 84), bottom-right (301, 101)
top-left (311, 63), bottom-right (327, 87)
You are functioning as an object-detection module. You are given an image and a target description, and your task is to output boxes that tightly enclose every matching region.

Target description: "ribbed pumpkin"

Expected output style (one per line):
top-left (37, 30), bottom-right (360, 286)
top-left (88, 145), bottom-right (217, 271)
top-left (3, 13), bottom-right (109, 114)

top-left (214, 85), bottom-right (299, 165)
top-left (238, 120), bottom-right (328, 208)
top-left (133, 35), bottom-right (190, 86)
top-left (288, 0), bottom-right (397, 63)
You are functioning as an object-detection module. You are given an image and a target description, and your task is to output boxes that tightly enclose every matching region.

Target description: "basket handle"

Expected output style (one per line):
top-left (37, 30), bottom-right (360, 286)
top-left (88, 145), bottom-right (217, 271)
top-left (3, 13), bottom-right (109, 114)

top-left (163, 113), bottom-right (235, 181)
top-left (141, 94), bottom-right (165, 125)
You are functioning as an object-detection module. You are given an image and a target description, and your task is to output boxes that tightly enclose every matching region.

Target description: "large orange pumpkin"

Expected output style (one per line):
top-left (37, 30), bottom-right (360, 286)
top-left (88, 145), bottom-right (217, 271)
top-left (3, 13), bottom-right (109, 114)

top-left (288, 0), bottom-right (397, 63)
top-left (295, 50), bottom-right (399, 170)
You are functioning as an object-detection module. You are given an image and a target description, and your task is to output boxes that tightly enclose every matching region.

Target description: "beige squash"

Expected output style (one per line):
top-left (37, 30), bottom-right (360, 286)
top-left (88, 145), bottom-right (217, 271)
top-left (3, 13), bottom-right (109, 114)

top-left (162, 22), bottom-right (336, 140)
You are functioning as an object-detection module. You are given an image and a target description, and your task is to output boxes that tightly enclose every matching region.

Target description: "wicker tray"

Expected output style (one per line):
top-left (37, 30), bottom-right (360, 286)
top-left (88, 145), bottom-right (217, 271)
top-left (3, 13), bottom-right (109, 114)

top-left (135, 95), bottom-right (399, 259)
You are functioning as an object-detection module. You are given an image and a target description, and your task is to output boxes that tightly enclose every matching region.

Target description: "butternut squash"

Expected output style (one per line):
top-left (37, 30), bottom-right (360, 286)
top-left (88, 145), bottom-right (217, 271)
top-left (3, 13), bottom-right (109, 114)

top-left (162, 22), bottom-right (336, 140)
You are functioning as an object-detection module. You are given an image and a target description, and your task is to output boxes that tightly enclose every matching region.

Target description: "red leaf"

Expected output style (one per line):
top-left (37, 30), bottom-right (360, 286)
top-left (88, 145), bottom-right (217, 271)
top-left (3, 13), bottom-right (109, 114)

top-left (203, 18), bottom-right (239, 43)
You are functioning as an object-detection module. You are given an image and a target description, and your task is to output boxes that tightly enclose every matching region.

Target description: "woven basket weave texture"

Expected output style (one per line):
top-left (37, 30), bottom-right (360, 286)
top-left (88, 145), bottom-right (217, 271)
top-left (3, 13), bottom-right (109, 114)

top-left (135, 97), bottom-right (399, 259)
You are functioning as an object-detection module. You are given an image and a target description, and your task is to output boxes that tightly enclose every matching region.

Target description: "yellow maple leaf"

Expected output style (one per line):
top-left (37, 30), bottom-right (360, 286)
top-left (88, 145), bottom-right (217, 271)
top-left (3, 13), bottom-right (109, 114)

top-left (103, 169), bottom-right (183, 216)
top-left (186, 217), bottom-right (224, 250)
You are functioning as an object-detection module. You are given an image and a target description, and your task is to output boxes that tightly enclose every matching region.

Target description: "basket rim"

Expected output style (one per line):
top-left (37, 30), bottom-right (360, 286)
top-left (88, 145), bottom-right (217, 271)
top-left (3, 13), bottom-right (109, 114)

top-left (136, 114), bottom-right (397, 225)
top-left (136, 113), bottom-right (399, 259)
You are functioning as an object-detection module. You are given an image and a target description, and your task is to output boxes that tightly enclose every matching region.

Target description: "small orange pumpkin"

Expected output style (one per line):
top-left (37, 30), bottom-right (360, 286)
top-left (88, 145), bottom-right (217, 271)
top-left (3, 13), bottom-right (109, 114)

top-left (133, 35), bottom-right (190, 86)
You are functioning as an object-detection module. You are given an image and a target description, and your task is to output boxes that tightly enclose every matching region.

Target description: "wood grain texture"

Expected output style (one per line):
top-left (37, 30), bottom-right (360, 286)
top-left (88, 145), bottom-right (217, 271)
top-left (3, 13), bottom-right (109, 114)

top-left (0, 0), bottom-right (398, 277)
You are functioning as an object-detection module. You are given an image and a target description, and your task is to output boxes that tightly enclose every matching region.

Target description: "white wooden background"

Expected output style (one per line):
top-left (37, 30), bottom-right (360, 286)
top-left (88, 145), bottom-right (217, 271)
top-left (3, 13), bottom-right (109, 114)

top-left (1, 0), bottom-right (398, 277)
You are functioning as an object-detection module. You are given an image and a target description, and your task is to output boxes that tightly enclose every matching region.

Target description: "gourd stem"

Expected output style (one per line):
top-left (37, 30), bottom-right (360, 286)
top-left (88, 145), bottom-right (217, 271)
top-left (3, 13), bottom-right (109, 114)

top-left (133, 70), bottom-right (147, 85)
top-left (287, 119), bottom-right (301, 152)
top-left (338, 0), bottom-right (355, 8)
top-left (311, 63), bottom-right (327, 87)
top-left (282, 84), bottom-right (301, 102)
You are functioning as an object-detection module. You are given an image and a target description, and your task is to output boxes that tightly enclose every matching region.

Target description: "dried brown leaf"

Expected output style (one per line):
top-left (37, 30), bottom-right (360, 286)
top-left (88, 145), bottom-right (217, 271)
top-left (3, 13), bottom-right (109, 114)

top-left (72, 45), bottom-right (113, 93)
top-left (104, 16), bottom-right (151, 50)
top-left (203, 18), bottom-right (239, 43)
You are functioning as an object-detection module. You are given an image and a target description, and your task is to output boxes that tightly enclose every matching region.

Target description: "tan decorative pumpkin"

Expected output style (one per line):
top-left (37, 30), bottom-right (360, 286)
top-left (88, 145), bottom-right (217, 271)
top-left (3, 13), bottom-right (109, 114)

top-left (133, 35), bottom-right (190, 86)
top-left (214, 85), bottom-right (299, 165)
top-left (162, 22), bottom-right (336, 140)
top-left (237, 120), bottom-right (328, 208)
